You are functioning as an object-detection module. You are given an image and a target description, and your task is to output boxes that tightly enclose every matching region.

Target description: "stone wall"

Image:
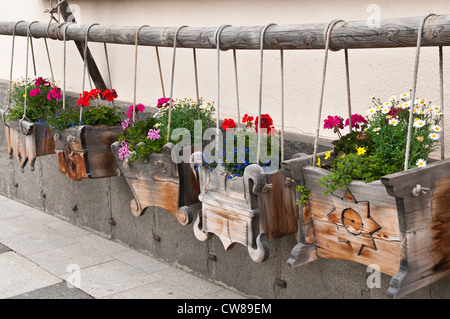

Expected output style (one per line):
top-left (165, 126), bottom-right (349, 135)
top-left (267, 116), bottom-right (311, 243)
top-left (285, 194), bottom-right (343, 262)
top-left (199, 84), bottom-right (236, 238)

top-left (0, 80), bottom-right (448, 299)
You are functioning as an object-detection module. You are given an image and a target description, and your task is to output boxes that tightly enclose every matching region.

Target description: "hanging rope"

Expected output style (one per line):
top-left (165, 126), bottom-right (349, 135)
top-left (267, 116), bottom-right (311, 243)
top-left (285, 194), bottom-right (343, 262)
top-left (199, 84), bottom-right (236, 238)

top-left (62, 22), bottom-right (73, 110)
top-left (132, 25), bottom-right (149, 125)
top-left (256, 23), bottom-right (276, 164)
top-left (312, 19), bottom-right (345, 167)
top-left (3, 21), bottom-right (24, 126)
top-left (214, 24), bottom-right (231, 154)
top-left (192, 48), bottom-right (201, 119)
top-left (232, 49), bottom-right (241, 129)
top-left (27, 21), bottom-right (39, 77)
top-left (280, 49), bottom-right (285, 162)
top-left (167, 25), bottom-right (188, 142)
top-left (404, 13), bottom-right (436, 170)
top-left (80, 23), bottom-right (99, 124)
top-left (155, 46), bottom-right (166, 98)
top-left (22, 21), bottom-right (32, 124)
top-left (439, 46), bottom-right (445, 160)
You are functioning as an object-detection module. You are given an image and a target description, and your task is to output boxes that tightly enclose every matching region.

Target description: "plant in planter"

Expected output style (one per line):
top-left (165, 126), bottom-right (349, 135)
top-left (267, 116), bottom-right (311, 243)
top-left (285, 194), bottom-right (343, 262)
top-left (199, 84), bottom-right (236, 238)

top-left (111, 97), bottom-right (215, 225)
top-left (0, 76), bottom-right (65, 171)
top-left (285, 93), bottom-right (450, 298)
top-left (42, 87), bottom-right (124, 180)
top-left (191, 112), bottom-right (298, 263)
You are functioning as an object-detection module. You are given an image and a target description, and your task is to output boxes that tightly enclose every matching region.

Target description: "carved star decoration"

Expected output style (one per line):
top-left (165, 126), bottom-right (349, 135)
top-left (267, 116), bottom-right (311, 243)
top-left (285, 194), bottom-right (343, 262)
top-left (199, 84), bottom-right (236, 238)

top-left (327, 188), bottom-right (381, 255)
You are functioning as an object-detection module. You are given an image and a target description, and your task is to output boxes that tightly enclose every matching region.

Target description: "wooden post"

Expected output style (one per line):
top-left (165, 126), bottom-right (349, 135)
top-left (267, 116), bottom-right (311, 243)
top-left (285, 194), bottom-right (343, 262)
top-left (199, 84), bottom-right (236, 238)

top-left (1, 14), bottom-right (450, 51)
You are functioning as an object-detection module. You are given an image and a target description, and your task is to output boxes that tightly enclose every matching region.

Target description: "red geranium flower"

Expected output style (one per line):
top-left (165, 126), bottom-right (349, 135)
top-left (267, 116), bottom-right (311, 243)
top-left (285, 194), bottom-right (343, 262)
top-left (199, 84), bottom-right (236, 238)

top-left (255, 114), bottom-right (275, 134)
top-left (102, 89), bottom-right (118, 101)
top-left (242, 114), bottom-right (254, 127)
top-left (222, 118), bottom-right (236, 131)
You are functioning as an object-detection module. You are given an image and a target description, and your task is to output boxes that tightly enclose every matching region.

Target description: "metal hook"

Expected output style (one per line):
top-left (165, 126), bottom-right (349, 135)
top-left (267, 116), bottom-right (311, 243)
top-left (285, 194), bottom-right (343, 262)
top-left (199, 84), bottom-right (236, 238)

top-left (412, 184), bottom-right (430, 197)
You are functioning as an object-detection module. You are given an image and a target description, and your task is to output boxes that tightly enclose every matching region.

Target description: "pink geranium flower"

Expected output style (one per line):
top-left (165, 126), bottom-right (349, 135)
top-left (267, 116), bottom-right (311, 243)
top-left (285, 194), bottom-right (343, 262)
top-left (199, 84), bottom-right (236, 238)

top-left (118, 140), bottom-right (130, 160)
top-left (47, 86), bottom-right (62, 101)
top-left (323, 115), bottom-right (344, 130)
top-left (126, 103), bottom-right (145, 118)
top-left (157, 98), bottom-right (171, 108)
top-left (29, 88), bottom-right (42, 97)
top-left (147, 129), bottom-right (161, 140)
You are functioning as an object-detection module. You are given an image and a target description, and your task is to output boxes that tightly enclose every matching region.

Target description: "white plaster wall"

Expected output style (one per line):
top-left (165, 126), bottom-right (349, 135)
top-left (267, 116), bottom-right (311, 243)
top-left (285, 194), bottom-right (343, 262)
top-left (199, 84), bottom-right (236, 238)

top-left (1, 0), bottom-right (450, 156)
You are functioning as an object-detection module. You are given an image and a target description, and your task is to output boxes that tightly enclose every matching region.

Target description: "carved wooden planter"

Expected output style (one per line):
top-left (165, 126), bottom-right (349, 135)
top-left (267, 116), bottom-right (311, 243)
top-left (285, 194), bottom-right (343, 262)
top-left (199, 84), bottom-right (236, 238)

top-left (284, 152), bottom-right (450, 298)
top-left (0, 111), bottom-right (55, 172)
top-left (54, 125), bottom-right (122, 180)
top-left (190, 151), bottom-right (298, 262)
top-left (111, 142), bottom-right (200, 225)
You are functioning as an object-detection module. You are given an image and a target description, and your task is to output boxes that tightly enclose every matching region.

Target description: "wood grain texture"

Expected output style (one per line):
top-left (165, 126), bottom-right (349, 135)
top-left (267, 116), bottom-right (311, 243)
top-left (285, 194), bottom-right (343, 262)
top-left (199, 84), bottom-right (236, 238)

top-left (0, 114), bottom-right (55, 172)
top-left (111, 142), bottom-right (198, 225)
top-left (2, 15), bottom-right (450, 51)
top-left (54, 124), bottom-right (121, 180)
top-left (284, 153), bottom-right (450, 298)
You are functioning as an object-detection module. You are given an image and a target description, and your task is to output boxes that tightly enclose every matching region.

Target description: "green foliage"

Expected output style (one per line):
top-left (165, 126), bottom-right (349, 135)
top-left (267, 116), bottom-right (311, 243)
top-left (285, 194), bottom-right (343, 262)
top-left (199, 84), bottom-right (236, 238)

top-left (5, 77), bottom-right (65, 123)
top-left (318, 153), bottom-right (400, 196)
top-left (332, 130), bottom-right (372, 157)
top-left (118, 98), bottom-right (215, 165)
top-left (118, 116), bottom-right (166, 164)
top-left (82, 105), bottom-right (122, 126)
top-left (295, 185), bottom-right (310, 205)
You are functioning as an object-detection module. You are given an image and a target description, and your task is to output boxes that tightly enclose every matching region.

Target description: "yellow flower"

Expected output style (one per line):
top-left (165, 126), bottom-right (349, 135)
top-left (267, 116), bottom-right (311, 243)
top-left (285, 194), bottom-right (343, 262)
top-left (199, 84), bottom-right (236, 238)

top-left (325, 151), bottom-right (331, 160)
top-left (317, 157), bottom-right (321, 167)
top-left (357, 147), bottom-right (366, 155)
top-left (417, 136), bottom-right (424, 142)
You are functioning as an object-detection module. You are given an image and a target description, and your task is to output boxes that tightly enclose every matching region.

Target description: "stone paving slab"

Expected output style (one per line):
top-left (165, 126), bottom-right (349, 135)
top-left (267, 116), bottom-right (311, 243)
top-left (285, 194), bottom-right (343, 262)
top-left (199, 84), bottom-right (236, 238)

top-left (0, 251), bottom-right (62, 299)
top-left (0, 194), bottom-right (250, 300)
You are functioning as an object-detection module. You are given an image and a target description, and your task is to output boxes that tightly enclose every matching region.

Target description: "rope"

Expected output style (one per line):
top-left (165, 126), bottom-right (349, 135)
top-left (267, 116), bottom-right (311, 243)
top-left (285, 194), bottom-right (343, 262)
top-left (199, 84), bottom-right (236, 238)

top-left (214, 24), bottom-right (231, 154)
top-left (344, 49), bottom-right (352, 133)
top-left (80, 23), bottom-right (99, 124)
top-left (62, 22), bottom-right (73, 110)
top-left (404, 13), bottom-right (436, 170)
top-left (280, 49), bottom-right (285, 162)
top-left (312, 19), bottom-right (344, 167)
top-left (233, 49), bottom-right (241, 128)
top-left (256, 23), bottom-right (276, 164)
top-left (5, 21), bottom-right (24, 117)
top-left (167, 25), bottom-right (188, 142)
top-left (192, 48), bottom-right (201, 119)
top-left (439, 46), bottom-right (445, 159)
top-left (132, 25), bottom-right (149, 125)
top-left (155, 47), bottom-right (166, 98)
top-left (22, 22), bottom-right (32, 122)
top-left (27, 21), bottom-right (39, 77)
top-left (103, 43), bottom-right (114, 107)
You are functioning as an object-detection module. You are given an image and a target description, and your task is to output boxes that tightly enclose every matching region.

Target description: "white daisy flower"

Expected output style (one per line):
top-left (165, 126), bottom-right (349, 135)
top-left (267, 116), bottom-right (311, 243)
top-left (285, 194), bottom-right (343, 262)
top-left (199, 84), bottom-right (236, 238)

top-left (413, 120), bottom-right (426, 128)
top-left (429, 132), bottom-right (440, 140)
top-left (389, 95), bottom-right (397, 101)
top-left (381, 107), bottom-right (390, 114)
top-left (367, 107), bottom-right (377, 116)
top-left (389, 118), bottom-right (399, 126)
top-left (416, 159), bottom-right (427, 168)
top-left (400, 92), bottom-right (410, 100)
top-left (384, 101), bottom-right (392, 107)
top-left (432, 125), bottom-right (441, 132)
top-left (403, 101), bottom-right (411, 108)
top-left (373, 127), bottom-right (381, 132)
top-left (432, 105), bottom-right (441, 112)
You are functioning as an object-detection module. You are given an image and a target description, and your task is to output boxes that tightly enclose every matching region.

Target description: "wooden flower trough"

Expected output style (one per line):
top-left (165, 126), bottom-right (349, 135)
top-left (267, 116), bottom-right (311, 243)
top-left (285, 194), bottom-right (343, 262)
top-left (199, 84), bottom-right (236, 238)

top-left (0, 111), bottom-right (55, 172)
top-left (111, 142), bottom-right (200, 225)
top-left (284, 152), bottom-right (450, 298)
top-left (54, 124), bottom-right (122, 180)
top-left (190, 151), bottom-right (298, 262)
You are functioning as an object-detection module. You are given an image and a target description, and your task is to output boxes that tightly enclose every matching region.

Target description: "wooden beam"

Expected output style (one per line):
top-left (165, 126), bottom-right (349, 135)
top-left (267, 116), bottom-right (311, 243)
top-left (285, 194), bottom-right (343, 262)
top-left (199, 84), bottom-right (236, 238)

top-left (1, 14), bottom-right (450, 51)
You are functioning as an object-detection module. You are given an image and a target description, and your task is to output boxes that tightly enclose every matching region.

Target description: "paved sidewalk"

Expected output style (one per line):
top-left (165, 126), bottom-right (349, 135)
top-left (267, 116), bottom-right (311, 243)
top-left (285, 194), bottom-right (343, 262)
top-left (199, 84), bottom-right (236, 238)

top-left (0, 194), bottom-right (248, 299)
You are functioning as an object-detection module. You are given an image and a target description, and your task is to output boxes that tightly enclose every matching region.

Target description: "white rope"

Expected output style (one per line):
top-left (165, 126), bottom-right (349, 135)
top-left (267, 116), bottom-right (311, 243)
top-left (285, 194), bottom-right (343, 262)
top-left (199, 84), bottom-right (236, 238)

top-left (312, 19), bottom-right (344, 166)
top-left (256, 23), bottom-right (276, 164)
top-left (404, 13), bottom-right (436, 170)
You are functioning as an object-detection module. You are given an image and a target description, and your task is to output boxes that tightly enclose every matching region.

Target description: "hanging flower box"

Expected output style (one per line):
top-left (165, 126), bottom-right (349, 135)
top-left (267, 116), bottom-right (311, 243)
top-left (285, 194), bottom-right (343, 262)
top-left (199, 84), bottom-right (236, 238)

top-left (44, 88), bottom-right (123, 181)
top-left (190, 114), bottom-right (298, 262)
top-left (0, 114), bottom-right (54, 172)
top-left (286, 95), bottom-right (450, 298)
top-left (54, 124), bottom-right (122, 180)
top-left (1, 76), bottom-right (61, 171)
top-left (111, 141), bottom-right (200, 225)
top-left (111, 97), bottom-right (215, 225)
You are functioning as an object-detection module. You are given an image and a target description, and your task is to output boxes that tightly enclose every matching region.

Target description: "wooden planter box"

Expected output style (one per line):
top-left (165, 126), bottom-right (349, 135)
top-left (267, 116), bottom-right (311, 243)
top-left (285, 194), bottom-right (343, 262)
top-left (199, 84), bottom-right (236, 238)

top-left (284, 152), bottom-right (450, 298)
top-left (111, 142), bottom-right (200, 225)
top-left (54, 125), bottom-right (122, 180)
top-left (190, 151), bottom-right (298, 262)
top-left (0, 110), bottom-right (55, 172)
